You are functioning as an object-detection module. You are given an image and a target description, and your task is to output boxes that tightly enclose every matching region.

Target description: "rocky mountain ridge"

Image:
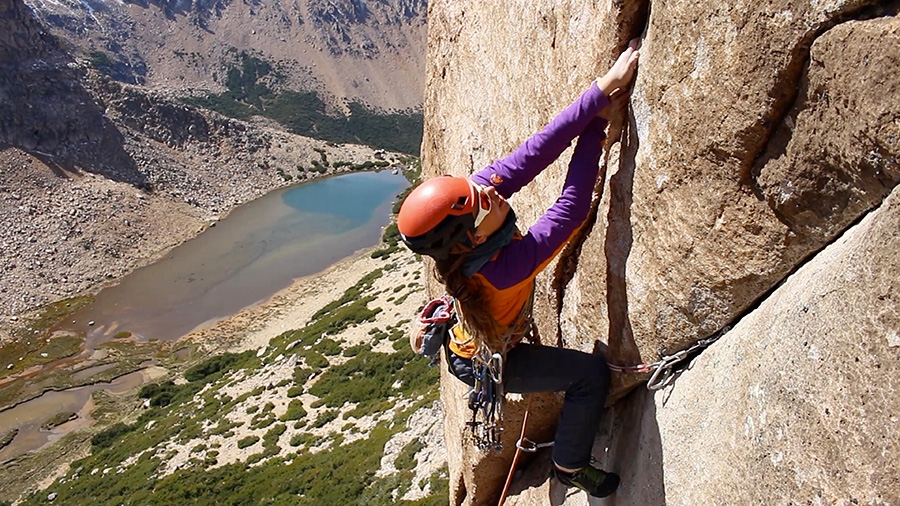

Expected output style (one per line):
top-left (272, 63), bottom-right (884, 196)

top-left (22, 0), bottom-right (426, 112)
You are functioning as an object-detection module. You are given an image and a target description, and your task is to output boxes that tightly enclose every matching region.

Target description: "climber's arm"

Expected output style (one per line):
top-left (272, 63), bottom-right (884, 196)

top-left (471, 86), bottom-right (609, 198)
top-left (472, 39), bottom-right (639, 197)
top-left (478, 117), bottom-right (608, 287)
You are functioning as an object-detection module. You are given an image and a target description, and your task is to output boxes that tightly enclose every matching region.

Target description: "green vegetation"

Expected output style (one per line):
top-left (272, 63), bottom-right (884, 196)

top-left (1, 295), bottom-right (92, 376)
top-left (12, 251), bottom-right (444, 506)
top-left (138, 380), bottom-right (194, 408)
top-left (309, 269), bottom-right (384, 322)
top-left (91, 422), bottom-right (136, 449)
top-left (209, 419), bottom-right (243, 436)
top-left (88, 51), bottom-right (115, 74)
top-left (289, 432), bottom-right (315, 447)
top-left (312, 409), bottom-right (340, 429)
top-left (280, 400), bottom-right (307, 421)
top-left (370, 222), bottom-right (403, 259)
top-left (237, 435), bottom-right (260, 449)
top-left (184, 351), bottom-right (256, 382)
top-left (395, 438), bottom-right (425, 472)
top-left (43, 412), bottom-right (76, 429)
top-left (371, 163), bottom-right (421, 259)
top-left (137, 351), bottom-right (257, 408)
top-left (308, 346), bottom-right (437, 415)
top-left (0, 429), bottom-right (17, 450)
top-left (181, 51), bottom-right (422, 154)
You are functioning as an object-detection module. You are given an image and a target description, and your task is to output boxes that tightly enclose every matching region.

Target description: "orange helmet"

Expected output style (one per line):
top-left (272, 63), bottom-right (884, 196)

top-left (398, 175), bottom-right (478, 258)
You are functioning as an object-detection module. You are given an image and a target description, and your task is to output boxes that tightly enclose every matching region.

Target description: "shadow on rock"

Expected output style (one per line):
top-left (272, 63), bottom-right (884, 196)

top-left (593, 386), bottom-right (666, 505)
top-left (0, 0), bottom-right (146, 188)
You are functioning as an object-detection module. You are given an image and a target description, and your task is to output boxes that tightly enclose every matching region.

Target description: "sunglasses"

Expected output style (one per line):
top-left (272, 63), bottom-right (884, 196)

top-left (471, 183), bottom-right (493, 228)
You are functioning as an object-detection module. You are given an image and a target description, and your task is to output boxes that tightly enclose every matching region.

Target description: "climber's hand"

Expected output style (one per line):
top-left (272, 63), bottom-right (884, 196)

top-left (596, 38), bottom-right (640, 97)
top-left (596, 88), bottom-right (630, 120)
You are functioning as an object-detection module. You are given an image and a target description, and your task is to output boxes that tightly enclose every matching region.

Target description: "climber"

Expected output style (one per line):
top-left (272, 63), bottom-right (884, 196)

top-left (396, 39), bottom-right (640, 498)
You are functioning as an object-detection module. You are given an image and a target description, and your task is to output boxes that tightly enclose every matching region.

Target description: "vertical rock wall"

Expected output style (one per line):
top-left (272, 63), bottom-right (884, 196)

top-left (423, 0), bottom-right (900, 504)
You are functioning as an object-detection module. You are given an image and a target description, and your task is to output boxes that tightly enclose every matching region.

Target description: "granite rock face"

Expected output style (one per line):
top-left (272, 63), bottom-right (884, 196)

top-left (422, 0), bottom-right (900, 504)
top-left (583, 182), bottom-right (900, 506)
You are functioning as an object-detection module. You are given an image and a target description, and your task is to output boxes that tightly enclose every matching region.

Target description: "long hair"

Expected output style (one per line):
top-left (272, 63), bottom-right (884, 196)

top-left (433, 251), bottom-right (507, 353)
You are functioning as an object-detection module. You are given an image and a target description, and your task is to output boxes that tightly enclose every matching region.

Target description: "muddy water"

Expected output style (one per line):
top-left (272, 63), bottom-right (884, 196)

top-left (0, 170), bottom-right (408, 461)
top-left (0, 368), bottom-right (157, 461)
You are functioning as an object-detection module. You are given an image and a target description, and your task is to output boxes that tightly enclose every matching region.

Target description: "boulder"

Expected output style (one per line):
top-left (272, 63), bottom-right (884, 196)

top-left (566, 2), bottom-right (900, 396)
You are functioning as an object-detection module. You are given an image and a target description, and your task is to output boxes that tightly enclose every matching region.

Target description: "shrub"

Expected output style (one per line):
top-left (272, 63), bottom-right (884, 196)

top-left (280, 400), bottom-right (307, 421)
top-left (0, 429), bottom-right (17, 450)
top-left (184, 351), bottom-right (255, 382)
top-left (289, 432), bottom-right (314, 447)
top-left (91, 422), bottom-right (134, 448)
top-left (250, 417), bottom-right (275, 430)
top-left (312, 409), bottom-right (339, 429)
top-left (312, 338), bottom-right (341, 356)
top-left (309, 348), bottom-right (438, 412)
top-left (293, 367), bottom-right (314, 384)
top-left (237, 435), bottom-right (260, 449)
top-left (304, 352), bottom-right (329, 370)
top-left (342, 344), bottom-right (366, 357)
top-left (43, 412), bottom-right (75, 429)
top-left (263, 424), bottom-right (287, 444)
top-left (209, 420), bottom-right (243, 436)
top-left (395, 438), bottom-right (424, 471)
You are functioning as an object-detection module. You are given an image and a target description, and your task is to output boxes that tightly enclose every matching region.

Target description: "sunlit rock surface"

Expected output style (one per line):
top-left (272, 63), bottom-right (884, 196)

top-left (422, 0), bottom-right (900, 504)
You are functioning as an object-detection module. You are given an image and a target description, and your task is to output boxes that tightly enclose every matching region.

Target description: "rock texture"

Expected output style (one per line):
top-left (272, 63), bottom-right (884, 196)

top-left (586, 182), bottom-right (900, 506)
top-left (422, 0), bottom-right (900, 504)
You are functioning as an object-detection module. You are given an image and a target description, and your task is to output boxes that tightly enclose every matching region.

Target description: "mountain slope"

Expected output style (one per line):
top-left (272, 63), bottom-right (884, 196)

top-left (0, 0), bottom-right (411, 318)
top-left (2, 250), bottom-right (449, 505)
top-left (22, 0), bottom-right (427, 111)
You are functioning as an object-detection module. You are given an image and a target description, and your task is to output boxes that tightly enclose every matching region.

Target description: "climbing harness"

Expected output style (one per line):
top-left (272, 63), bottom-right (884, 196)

top-left (458, 287), bottom-right (538, 453)
top-left (608, 325), bottom-right (732, 390)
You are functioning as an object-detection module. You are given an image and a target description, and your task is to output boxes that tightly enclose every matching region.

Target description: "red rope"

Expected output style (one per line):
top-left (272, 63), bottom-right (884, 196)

top-left (497, 393), bottom-right (535, 506)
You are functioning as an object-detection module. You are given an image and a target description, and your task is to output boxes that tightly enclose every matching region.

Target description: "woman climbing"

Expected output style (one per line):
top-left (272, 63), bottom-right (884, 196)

top-left (397, 40), bottom-right (640, 499)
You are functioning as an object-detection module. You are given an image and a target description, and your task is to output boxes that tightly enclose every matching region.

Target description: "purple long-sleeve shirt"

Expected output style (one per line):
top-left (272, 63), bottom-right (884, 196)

top-left (449, 84), bottom-right (610, 357)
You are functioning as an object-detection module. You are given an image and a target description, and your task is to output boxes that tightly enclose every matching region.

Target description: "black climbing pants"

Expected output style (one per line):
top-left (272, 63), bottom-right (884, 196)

top-left (503, 344), bottom-right (610, 470)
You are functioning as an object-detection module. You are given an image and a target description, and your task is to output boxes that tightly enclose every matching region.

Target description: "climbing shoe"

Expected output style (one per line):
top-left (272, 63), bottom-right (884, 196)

top-left (552, 465), bottom-right (620, 498)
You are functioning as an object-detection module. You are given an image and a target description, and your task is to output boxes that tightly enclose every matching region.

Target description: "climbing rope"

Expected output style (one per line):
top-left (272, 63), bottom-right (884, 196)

top-left (497, 394), bottom-right (557, 506)
top-left (608, 326), bottom-right (732, 390)
top-left (497, 394), bottom-right (532, 506)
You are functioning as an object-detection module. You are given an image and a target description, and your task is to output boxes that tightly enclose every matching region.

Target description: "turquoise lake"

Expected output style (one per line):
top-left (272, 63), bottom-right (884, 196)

top-left (62, 170), bottom-right (409, 346)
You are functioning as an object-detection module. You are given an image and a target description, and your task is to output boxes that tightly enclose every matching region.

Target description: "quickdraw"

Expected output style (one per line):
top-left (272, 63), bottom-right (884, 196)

top-left (607, 325), bottom-right (732, 390)
top-left (466, 351), bottom-right (505, 452)
top-left (516, 436), bottom-right (554, 453)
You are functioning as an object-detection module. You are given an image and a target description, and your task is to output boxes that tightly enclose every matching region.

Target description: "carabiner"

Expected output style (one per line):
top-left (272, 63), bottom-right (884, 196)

top-left (488, 352), bottom-right (503, 383)
top-left (516, 437), bottom-right (554, 453)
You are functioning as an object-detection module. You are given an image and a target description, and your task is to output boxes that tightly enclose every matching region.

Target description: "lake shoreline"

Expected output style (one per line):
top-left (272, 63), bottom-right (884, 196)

top-left (0, 140), bottom-right (409, 324)
top-left (185, 244), bottom-right (423, 355)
